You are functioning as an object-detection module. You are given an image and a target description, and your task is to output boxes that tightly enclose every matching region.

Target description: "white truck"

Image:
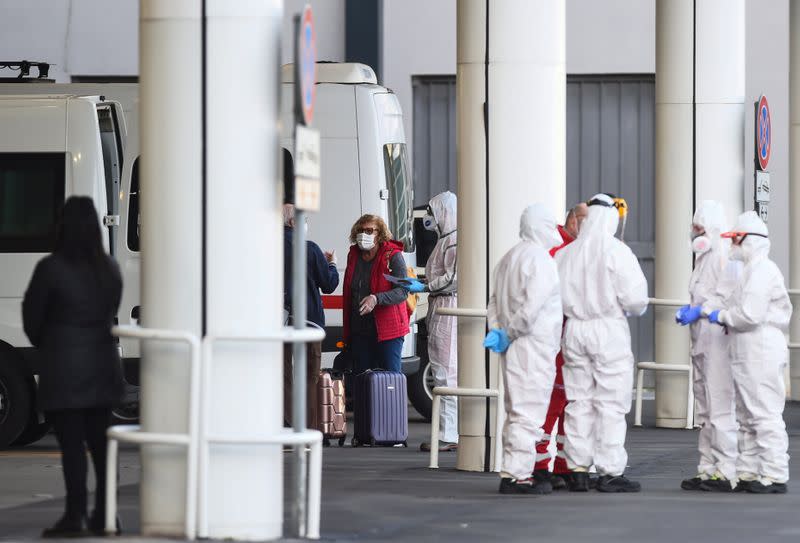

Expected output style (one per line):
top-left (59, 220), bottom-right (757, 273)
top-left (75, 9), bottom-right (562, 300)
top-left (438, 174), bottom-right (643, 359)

top-left (0, 62), bottom-right (432, 448)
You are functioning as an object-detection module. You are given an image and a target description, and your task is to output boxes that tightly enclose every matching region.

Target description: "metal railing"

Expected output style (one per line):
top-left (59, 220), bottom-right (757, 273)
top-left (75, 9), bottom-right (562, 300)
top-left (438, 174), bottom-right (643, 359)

top-left (106, 325), bottom-right (201, 538)
top-left (107, 324), bottom-right (325, 540)
top-left (432, 306), bottom-right (504, 472)
top-left (198, 328), bottom-right (324, 540)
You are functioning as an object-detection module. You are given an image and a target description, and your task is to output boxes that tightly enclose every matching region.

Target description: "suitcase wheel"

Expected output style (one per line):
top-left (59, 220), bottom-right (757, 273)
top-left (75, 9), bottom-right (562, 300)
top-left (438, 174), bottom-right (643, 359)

top-left (369, 438), bottom-right (376, 447)
top-left (338, 436), bottom-right (346, 447)
top-left (323, 438), bottom-right (331, 448)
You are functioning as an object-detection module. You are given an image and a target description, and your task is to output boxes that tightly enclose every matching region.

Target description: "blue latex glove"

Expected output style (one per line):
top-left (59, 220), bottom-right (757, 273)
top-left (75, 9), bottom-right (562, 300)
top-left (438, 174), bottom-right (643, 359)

top-left (675, 304), bottom-right (690, 324)
top-left (708, 310), bottom-right (723, 326)
top-left (483, 328), bottom-right (510, 353)
top-left (404, 279), bottom-right (426, 293)
top-left (677, 305), bottom-right (703, 326)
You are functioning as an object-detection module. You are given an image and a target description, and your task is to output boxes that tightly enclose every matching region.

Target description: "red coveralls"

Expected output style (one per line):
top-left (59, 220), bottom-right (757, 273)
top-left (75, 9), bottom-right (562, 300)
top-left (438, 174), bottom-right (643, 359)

top-left (533, 224), bottom-right (574, 474)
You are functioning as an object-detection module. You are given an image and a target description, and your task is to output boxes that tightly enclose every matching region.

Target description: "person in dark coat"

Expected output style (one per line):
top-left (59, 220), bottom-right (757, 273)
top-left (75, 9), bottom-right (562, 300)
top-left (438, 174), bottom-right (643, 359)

top-left (23, 196), bottom-right (123, 537)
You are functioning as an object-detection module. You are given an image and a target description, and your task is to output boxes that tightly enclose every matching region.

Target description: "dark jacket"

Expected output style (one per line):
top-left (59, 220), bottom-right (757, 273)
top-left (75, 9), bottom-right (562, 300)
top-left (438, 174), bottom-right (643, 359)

top-left (22, 254), bottom-right (124, 411)
top-left (283, 226), bottom-right (340, 327)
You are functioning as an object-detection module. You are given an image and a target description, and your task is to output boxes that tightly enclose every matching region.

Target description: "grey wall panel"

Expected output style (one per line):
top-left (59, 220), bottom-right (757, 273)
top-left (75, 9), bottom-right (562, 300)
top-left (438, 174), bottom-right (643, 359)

top-left (413, 74), bottom-right (656, 374)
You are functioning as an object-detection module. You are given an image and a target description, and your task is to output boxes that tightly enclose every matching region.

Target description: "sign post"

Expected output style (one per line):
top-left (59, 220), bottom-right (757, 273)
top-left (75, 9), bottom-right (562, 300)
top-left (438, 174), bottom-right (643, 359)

top-left (290, 4), bottom-right (319, 538)
top-left (754, 95), bottom-right (771, 222)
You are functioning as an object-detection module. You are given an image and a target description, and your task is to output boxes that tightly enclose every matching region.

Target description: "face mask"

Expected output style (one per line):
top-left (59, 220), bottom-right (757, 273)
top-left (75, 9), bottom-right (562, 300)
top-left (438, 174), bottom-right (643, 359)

top-left (691, 235), bottom-right (711, 255)
top-left (356, 233), bottom-right (375, 251)
top-left (422, 214), bottom-right (437, 232)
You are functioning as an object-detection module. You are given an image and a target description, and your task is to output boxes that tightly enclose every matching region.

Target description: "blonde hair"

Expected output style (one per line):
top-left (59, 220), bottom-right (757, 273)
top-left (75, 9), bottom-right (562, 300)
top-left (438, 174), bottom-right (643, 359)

top-left (349, 214), bottom-right (393, 245)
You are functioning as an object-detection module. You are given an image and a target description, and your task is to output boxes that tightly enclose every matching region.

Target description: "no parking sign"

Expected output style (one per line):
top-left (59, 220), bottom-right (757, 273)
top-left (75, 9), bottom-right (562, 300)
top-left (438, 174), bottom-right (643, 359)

top-left (754, 95), bottom-right (771, 222)
top-left (756, 95), bottom-right (771, 171)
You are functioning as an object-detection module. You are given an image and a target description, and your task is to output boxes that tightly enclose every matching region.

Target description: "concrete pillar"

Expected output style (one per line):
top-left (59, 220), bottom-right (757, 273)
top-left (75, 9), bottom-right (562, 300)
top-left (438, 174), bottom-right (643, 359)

top-left (140, 1), bottom-right (284, 539)
top-left (203, 1), bottom-right (283, 539)
top-left (655, 0), bottom-right (744, 427)
top-left (456, 0), bottom-right (565, 472)
top-left (790, 0), bottom-right (800, 400)
top-left (139, 2), bottom-right (202, 535)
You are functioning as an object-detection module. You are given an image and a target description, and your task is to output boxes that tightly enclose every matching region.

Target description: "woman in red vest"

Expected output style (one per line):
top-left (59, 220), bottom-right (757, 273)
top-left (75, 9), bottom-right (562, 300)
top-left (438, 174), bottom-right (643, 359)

top-left (343, 214), bottom-right (410, 373)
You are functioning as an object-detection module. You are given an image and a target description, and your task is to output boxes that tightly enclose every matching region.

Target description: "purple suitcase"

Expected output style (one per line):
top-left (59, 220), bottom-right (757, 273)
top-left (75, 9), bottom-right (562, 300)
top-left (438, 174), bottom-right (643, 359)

top-left (352, 370), bottom-right (408, 447)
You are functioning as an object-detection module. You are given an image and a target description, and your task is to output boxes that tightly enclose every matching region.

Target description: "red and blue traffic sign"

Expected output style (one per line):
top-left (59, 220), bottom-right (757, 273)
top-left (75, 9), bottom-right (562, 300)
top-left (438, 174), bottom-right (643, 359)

top-left (299, 5), bottom-right (317, 125)
top-left (756, 95), bottom-right (771, 171)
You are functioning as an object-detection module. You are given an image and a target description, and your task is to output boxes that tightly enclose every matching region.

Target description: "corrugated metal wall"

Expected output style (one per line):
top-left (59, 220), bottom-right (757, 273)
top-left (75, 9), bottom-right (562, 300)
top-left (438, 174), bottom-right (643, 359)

top-left (413, 74), bottom-right (655, 368)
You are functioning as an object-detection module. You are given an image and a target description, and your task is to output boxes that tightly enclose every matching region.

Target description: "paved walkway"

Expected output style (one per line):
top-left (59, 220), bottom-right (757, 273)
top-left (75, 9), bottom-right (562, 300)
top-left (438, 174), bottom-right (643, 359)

top-left (1, 401), bottom-right (798, 542)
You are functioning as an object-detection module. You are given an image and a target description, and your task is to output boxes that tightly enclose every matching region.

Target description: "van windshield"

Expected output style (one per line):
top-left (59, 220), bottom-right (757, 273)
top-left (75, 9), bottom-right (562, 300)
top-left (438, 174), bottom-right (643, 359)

top-left (383, 143), bottom-right (414, 252)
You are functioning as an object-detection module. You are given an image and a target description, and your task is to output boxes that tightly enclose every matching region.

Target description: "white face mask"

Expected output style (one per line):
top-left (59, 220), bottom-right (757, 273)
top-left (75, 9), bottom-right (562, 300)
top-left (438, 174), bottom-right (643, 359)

top-left (691, 235), bottom-right (711, 255)
top-left (729, 243), bottom-right (744, 261)
top-left (422, 214), bottom-right (437, 232)
top-left (356, 233), bottom-right (375, 251)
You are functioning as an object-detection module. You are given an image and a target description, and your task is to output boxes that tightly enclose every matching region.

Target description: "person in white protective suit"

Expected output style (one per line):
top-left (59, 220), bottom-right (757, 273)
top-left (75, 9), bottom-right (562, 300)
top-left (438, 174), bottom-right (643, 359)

top-left (484, 203), bottom-right (564, 495)
top-left (409, 192), bottom-right (459, 453)
top-left (675, 200), bottom-right (740, 492)
top-left (556, 193), bottom-right (649, 493)
top-left (704, 211), bottom-right (791, 494)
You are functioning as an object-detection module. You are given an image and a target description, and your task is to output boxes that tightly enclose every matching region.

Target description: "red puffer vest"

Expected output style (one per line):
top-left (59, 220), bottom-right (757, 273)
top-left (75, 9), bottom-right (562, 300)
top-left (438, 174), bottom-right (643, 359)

top-left (343, 240), bottom-right (410, 343)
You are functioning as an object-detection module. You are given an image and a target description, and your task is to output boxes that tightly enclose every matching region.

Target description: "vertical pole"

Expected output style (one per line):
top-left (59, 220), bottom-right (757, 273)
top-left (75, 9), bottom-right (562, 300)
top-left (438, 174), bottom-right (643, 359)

top-left (456, 0), bottom-right (565, 471)
top-left (654, 0), bottom-right (744, 427)
top-left (291, 12), bottom-right (308, 538)
top-left (139, 1), bottom-right (202, 535)
top-left (790, 0), bottom-right (800, 400)
top-left (203, 1), bottom-right (284, 539)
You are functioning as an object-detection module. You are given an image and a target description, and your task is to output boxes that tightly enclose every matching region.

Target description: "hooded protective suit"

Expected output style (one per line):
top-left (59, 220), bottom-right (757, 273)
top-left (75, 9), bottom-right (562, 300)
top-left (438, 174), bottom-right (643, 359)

top-left (713, 211), bottom-right (791, 484)
top-left (685, 201), bottom-right (739, 481)
top-left (487, 203), bottom-right (563, 480)
top-left (556, 194), bottom-right (648, 476)
top-left (425, 191), bottom-right (459, 443)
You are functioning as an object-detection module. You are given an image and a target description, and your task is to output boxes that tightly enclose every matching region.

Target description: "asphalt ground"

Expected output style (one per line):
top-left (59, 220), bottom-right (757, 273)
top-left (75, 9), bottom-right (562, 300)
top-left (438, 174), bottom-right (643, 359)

top-left (1, 400), bottom-right (799, 542)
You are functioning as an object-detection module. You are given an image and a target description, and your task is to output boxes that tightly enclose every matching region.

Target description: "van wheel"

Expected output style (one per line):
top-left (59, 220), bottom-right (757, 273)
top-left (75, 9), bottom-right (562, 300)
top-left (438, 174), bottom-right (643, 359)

top-left (408, 361), bottom-right (433, 422)
top-left (0, 362), bottom-right (31, 449)
top-left (12, 416), bottom-right (51, 446)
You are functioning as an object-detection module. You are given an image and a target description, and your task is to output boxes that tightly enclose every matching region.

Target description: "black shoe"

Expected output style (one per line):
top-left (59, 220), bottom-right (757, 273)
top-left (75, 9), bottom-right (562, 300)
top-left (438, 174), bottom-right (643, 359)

top-left (570, 472), bottom-right (590, 492)
top-left (746, 480), bottom-right (788, 494)
top-left (596, 474), bottom-right (641, 493)
top-left (551, 473), bottom-right (569, 491)
top-left (681, 476), bottom-right (706, 491)
top-left (734, 479), bottom-right (752, 493)
top-left (42, 515), bottom-right (89, 538)
top-left (698, 477), bottom-right (735, 493)
top-left (499, 477), bottom-right (552, 495)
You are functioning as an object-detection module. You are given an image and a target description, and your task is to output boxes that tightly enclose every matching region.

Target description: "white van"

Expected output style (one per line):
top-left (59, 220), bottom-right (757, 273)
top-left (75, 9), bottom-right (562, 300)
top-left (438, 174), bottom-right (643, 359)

top-left (0, 93), bottom-right (138, 447)
top-left (0, 63), bottom-right (431, 448)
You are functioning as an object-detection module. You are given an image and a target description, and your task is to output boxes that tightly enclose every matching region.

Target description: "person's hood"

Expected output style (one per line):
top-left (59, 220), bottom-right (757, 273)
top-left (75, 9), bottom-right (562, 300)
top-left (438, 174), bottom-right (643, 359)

top-left (578, 194), bottom-right (619, 240)
top-left (692, 200), bottom-right (728, 256)
top-left (730, 210), bottom-right (770, 263)
top-left (429, 191), bottom-right (457, 237)
top-left (519, 203), bottom-right (562, 248)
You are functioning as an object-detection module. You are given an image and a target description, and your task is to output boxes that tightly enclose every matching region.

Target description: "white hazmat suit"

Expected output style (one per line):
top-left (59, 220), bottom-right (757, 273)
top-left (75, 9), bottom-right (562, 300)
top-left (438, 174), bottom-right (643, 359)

top-left (712, 211), bottom-right (791, 485)
top-left (425, 191), bottom-right (459, 444)
top-left (556, 194), bottom-right (648, 477)
top-left (686, 201), bottom-right (739, 482)
top-left (487, 204), bottom-right (563, 480)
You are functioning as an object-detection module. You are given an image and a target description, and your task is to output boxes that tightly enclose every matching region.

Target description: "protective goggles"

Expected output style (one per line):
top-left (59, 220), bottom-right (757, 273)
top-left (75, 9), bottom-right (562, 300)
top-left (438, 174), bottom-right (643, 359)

top-left (721, 231), bottom-right (768, 245)
top-left (587, 195), bottom-right (629, 219)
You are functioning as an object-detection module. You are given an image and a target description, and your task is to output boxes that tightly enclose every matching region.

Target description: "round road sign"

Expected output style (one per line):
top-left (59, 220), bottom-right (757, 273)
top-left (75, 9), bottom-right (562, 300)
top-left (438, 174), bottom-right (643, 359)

top-left (757, 95), bottom-right (771, 171)
top-left (299, 5), bottom-right (317, 125)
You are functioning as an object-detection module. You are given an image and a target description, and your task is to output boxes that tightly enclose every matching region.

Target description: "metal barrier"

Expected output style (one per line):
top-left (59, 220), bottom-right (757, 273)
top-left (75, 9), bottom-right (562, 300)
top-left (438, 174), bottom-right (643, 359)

top-left (198, 329), bottom-right (324, 540)
top-left (106, 325), bottom-right (201, 538)
top-left (431, 307), bottom-right (504, 473)
top-left (633, 363), bottom-right (694, 429)
top-left (107, 324), bottom-right (325, 540)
